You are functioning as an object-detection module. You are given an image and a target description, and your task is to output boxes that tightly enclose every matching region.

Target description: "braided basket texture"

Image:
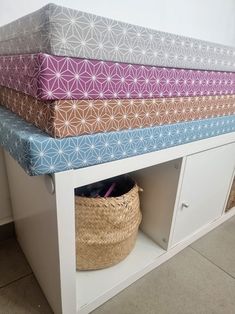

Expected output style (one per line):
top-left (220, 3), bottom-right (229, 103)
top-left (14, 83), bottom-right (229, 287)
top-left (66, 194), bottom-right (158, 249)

top-left (75, 183), bottom-right (142, 270)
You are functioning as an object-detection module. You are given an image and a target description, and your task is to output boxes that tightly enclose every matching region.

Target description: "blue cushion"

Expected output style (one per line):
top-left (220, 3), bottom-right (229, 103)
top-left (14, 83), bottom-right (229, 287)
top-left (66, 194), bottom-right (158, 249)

top-left (0, 106), bottom-right (235, 176)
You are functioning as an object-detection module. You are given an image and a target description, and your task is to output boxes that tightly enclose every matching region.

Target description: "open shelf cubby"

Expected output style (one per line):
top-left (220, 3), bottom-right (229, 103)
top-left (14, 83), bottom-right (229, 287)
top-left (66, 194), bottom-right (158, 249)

top-left (75, 159), bottom-right (182, 312)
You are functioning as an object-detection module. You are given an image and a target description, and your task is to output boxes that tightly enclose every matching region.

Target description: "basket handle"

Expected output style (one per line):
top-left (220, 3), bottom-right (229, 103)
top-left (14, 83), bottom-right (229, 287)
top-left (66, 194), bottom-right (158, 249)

top-left (138, 186), bottom-right (143, 193)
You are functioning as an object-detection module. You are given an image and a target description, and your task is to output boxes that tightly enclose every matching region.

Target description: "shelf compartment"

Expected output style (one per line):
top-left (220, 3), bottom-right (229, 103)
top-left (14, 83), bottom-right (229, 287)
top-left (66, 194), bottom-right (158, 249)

top-left (132, 159), bottom-right (182, 250)
top-left (76, 231), bottom-right (165, 313)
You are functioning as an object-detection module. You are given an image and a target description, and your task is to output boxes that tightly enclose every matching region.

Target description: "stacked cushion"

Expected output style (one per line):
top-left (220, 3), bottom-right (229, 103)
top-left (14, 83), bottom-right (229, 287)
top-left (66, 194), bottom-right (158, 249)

top-left (0, 3), bottom-right (235, 72)
top-left (1, 106), bottom-right (235, 175)
top-left (0, 4), bottom-right (235, 175)
top-left (0, 54), bottom-right (235, 100)
top-left (1, 86), bottom-right (235, 138)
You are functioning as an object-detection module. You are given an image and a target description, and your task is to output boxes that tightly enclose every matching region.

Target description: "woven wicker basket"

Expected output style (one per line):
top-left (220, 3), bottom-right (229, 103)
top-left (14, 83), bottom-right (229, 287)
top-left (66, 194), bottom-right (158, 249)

top-left (75, 181), bottom-right (142, 270)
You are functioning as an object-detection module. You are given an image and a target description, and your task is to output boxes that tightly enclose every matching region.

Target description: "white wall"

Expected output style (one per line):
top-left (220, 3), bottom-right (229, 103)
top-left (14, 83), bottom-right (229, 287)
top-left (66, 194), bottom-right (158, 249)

top-left (0, 0), bottom-right (235, 224)
top-left (1, 0), bottom-right (235, 46)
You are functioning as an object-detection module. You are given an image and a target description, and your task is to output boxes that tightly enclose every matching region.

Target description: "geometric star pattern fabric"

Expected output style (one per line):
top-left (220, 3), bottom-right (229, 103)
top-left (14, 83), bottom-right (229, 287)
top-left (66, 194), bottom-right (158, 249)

top-left (0, 105), bottom-right (235, 176)
top-left (1, 86), bottom-right (235, 138)
top-left (0, 4), bottom-right (235, 72)
top-left (1, 53), bottom-right (235, 100)
top-left (1, 5), bottom-right (235, 176)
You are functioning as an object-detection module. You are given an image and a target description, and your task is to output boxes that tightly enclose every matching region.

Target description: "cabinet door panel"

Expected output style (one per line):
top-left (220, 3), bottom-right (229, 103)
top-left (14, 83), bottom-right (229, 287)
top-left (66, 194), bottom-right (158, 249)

top-left (172, 143), bottom-right (235, 246)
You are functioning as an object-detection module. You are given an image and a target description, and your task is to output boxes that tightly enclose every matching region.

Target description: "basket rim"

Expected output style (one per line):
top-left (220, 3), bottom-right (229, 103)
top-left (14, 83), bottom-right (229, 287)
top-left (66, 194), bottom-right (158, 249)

top-left (75, 181), bottom-right (139, 201)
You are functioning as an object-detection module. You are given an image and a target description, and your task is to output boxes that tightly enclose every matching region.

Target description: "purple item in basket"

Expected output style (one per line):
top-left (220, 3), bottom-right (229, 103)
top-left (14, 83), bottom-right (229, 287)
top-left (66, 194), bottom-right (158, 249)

top-left (0, 53), bottom-right (235, 100)
top-left (104, 182), bottom-right (116, 197)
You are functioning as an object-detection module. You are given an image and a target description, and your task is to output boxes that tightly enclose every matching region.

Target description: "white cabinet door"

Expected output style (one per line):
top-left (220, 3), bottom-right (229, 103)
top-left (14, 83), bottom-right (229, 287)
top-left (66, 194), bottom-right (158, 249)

top-left (172, 143), bottom-right (235, 246)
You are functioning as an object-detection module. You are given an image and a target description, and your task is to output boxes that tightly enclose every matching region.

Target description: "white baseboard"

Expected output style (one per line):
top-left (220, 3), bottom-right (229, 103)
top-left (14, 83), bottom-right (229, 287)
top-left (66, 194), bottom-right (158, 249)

top-left (0, 216), bottom-right (13, 226)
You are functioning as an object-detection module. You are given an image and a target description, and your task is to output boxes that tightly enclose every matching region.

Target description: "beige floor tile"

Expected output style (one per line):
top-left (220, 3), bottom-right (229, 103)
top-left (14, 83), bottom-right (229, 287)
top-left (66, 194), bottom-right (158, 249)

top-left (191, 216), bottom-right (235, 277)
top-left (0, 238), bottom-right (32, 287)
top-left (1, 216), bottom-right (235, 314)
top-left (0, 274), bottom-right (53, 314)
top-left (92, 247), bottom-right (235, 314)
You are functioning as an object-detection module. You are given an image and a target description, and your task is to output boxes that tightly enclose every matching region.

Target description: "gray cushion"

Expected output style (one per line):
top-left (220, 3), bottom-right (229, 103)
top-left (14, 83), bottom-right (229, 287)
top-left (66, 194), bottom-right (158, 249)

top-left (0, 3), bottom-right (235, 71)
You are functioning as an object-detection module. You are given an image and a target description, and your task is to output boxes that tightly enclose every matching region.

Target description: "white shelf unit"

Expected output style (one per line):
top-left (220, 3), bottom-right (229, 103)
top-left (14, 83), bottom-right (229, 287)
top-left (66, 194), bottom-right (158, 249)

top-left (3, 132), bottom-right (235, 314)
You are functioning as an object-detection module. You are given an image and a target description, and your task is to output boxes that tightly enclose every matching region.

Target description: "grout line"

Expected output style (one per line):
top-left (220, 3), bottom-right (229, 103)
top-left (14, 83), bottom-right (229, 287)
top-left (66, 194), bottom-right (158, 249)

top-left (190, 246), bottom-right (235, 280)
top-left (0, 272), bottom-right (33, 290)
